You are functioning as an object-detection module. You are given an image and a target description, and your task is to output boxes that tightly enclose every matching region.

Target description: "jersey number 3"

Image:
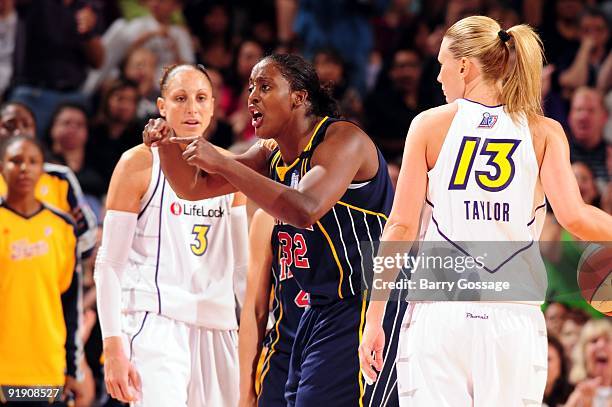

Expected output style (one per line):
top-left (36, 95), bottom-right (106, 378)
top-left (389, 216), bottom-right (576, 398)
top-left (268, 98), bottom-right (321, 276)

top-left (190, 224), bottom-right (210, 256)
top-left (449, 137), bottom-right (521, 192)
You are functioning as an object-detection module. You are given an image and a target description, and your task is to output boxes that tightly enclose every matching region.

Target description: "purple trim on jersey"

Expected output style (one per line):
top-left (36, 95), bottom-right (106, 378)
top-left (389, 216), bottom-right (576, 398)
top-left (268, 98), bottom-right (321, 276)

top-left (474, 139), bottom-right (521, 192)
top-left (461, 98), bottom-right (503, 108)
top-left (448, 136), bottom-right (480, 190)
top-left (129, 311), bottom-right (150, 361)
top-left (526, 202), bottom-right (547, 227)
top-left (154, 180), bottom-right (166, 314)
top-left (138, 166), bottom-right (162, 220)
top-left (425, 198), bottom-right (434, 208)
top-left (430, 214), bottom-right (535, 274)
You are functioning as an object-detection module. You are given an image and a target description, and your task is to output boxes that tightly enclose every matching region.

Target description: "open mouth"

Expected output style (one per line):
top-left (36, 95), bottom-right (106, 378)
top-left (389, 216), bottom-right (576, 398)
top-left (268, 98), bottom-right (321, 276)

top-left (251, 110), bottom-right (264, 129)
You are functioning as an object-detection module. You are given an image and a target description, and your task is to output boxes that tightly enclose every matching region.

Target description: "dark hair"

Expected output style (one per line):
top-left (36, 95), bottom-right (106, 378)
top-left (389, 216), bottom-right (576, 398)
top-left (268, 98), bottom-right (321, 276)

top-left (0, 135), bottom-right (45, 163)
top-left (545, 335), bottom-right (574, 406)
top-left (579, 6), bottom-right (610, 25)
top-left (44, 102), bottom-right (89, 151)
top-left (263, 54), bottom-right (339, 117)
top-left (95, 77), bottom-right (139, 124)
top-left (159, 64), bottom-right (213, 97)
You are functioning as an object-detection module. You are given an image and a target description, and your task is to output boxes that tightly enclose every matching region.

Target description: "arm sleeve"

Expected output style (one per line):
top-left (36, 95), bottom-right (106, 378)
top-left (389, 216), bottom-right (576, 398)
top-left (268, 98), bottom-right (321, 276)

top-left (231, 205), bottom-right (249, 309)
top-left (93, 210), bottom-right (137, 339)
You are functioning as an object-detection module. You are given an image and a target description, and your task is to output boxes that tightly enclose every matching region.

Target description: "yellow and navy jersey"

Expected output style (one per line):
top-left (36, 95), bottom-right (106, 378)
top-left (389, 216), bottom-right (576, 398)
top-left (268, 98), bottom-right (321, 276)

top-left (269, 116), bottom-right (394, 307)
top-left (0, 202), bottom-right (81, 386)
top-left (0, 163), bottom-right (97, 257)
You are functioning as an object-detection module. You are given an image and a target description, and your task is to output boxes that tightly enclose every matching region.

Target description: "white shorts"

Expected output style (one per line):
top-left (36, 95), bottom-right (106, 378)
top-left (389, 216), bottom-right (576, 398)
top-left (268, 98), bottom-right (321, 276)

top-left (396, 302), bottom-right (547, 407)
top-left (122, 311), bottom-right (239, 407)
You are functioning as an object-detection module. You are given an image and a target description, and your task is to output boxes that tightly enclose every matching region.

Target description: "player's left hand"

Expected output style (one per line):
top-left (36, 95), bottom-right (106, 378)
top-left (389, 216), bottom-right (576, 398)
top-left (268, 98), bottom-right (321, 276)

top-left (171, 135), bottom-right (225, 174)
top-left (358, 321), bottom-right (385, 384)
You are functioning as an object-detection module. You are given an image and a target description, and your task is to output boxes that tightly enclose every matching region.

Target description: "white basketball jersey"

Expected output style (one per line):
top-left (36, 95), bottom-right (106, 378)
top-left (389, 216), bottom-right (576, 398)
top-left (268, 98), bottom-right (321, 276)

top-left (121, 148), bottom-right (238, 330)
top-left (419, 99), bottom-right (548, 301)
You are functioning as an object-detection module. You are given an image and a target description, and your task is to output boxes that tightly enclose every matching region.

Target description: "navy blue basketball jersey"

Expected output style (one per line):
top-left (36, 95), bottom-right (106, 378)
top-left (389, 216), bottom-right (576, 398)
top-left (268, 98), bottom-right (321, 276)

top-left (269, 116), bottom-right (394, 306)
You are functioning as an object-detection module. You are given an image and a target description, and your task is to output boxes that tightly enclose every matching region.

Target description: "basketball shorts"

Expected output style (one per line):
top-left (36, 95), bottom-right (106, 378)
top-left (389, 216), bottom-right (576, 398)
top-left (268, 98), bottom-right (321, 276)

top-left (396, 302), bottom-right (547, 406)
top-left (122, 311), bottom-right (239, 407)
top-left (285, 294), bottom-right (366, 406)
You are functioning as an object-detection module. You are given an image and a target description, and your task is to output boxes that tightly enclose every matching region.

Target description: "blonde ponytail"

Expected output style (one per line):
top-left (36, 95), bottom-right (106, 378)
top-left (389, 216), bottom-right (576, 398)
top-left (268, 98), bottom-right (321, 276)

top-left (502, 25), bottom-right (545, 121)
top-left (445, 16), bottom-right (545, 122)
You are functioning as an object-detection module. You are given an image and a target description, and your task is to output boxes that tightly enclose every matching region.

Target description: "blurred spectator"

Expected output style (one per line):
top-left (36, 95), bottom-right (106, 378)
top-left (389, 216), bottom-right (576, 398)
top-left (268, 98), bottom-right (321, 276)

top-left (545, 335), bottom-right (574, 407)
top-left (371, 0), bottom-right (416, 61)
top-left (558, 7), bottom-right (611, 92)
top-left (0, 100), bottom-right (35, 139)
top-left (546, 302), bottom-right (570, 338)
top-left (291, 0), bottom-right (388, 96)
top-left (567, 319), bottom-right (612, 406)
top-left (183, 0), bottom-right (233, 71)
top-left (539, 0), bottom-right (583, 66)
top-left (121, 46), bottom-right (159, 121)
top-left (0, 101), bottom-right (98, 259)
top-left (572, 161), bottom-right (602, 207)
top-left (84, 0), bottom-right (193, 94)
top-left (313, 47), bottom-right (363, 123)
top-left (47, 103), bottom-right (105, 198)
top-left (365, 47), bottom-right (424, 159)
top-left (204, 67), bottom-right (235, 149)
top-left (568, 87), bottom-right (610, 192)
top-left (11, 0), bottom-right (104, 137)
top-left (225, 39), bottom-right (264, 141)
top-left (0, 0), bottom-right (16, 100)
top-left (89, 78), bottom-right (141, 187)
top-left (560, 309), bottom-right (591, 363)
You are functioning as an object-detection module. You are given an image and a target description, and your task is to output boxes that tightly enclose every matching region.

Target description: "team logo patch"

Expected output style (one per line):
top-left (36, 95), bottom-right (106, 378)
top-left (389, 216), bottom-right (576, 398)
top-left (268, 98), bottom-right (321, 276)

top-left (478, 112), bottom-right (498, 128)
top-left (170, 202), bottom-right (182, 216)
top-left (290, 172), bottom-right (300, 189)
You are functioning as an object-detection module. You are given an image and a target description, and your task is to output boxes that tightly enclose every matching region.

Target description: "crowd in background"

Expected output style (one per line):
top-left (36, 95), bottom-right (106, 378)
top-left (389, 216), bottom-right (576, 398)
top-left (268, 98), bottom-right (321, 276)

top-left (0, 0), bottom-right (610, 406)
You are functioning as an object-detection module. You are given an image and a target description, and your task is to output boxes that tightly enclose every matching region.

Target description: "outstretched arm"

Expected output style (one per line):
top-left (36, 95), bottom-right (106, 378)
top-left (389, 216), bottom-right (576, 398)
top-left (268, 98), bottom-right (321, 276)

top-left (238, 209), bottom-right (274, 407)
top-left (538, 118), bottom-right (612, 240)
top-left (144, 119), bottom-right (271, 200)
top-left (177, 121), bottom-right (377, 227)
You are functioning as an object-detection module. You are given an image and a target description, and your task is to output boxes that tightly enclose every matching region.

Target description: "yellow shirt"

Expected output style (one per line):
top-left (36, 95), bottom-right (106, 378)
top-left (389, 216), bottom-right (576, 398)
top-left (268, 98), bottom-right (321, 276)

top-left (0, 203), bottom-right (77, 385)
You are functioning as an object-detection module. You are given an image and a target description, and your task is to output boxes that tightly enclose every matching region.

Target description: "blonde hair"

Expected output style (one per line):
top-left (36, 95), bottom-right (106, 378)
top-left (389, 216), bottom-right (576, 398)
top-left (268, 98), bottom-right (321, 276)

top-left (444, 16), bottom-right (544, 122)
top-left (569, 319), bottom-right (612, 384)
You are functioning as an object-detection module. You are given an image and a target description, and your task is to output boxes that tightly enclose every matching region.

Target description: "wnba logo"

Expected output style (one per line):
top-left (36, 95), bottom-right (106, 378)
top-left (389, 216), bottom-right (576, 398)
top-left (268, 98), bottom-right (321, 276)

top-left (170, 202), bottom-right (182, 216)
top-left (478, 112), bottom-right (498, 128)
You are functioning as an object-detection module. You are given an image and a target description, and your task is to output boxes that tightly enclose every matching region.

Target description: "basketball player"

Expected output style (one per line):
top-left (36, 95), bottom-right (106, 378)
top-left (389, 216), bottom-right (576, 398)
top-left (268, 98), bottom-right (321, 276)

top-left (144, 54), bottom-right (394, 406)
top-left (0, 101), bottom-right (98, 259)
top-left (95, 64), bottom-right (248, 406)
top-left (0, 136), bottom-right (82, 404)
top-left (360, 16), bottom-right (612, 406)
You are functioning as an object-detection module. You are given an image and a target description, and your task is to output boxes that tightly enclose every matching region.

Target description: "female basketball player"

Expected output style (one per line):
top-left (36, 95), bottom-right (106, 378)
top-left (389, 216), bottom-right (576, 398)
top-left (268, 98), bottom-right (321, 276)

top-left (144, 54), bottom-right (395, 406)
top-left (0, 136), bottom-right (83, 404)
top-left (95, 64), bottom-right (248, 406)
top-left (359, 16), bottom-right (612, 406)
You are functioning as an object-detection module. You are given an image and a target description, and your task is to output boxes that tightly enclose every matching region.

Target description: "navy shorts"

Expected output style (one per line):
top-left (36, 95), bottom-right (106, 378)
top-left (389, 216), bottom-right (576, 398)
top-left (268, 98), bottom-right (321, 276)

top-left (285, 294), bottom-right (366, 406)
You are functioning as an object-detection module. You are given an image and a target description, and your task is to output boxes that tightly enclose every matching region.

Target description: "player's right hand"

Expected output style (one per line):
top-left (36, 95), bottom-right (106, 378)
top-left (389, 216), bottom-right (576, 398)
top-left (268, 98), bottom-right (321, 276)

top-left (143, 118), bottom-right (174, 147)
top-left (103, 341), bottom-right (142, 403)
